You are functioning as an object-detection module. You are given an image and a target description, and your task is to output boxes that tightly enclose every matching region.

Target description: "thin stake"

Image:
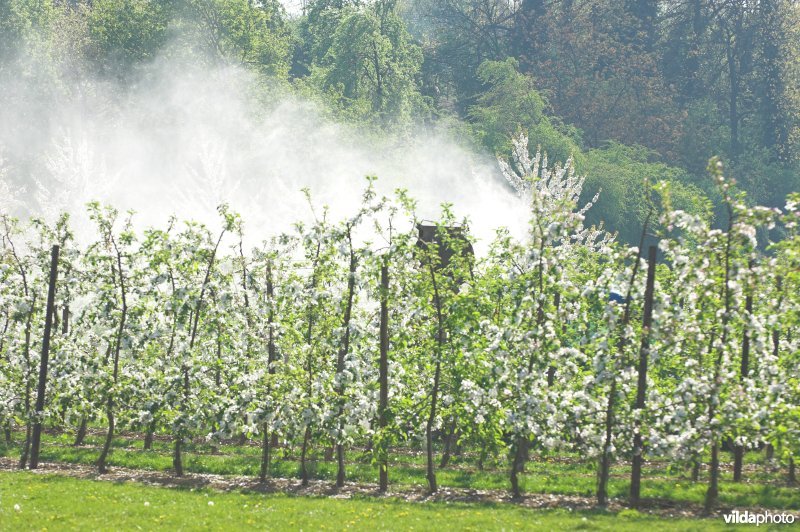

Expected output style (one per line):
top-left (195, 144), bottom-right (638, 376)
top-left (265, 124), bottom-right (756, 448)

top-left (378, 257), bottom-right (390, 492)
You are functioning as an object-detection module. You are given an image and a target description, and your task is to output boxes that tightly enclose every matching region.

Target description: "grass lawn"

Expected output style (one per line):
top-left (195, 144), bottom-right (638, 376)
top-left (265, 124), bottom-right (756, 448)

top-left (2, 430), bottom-right (798, 511)
top-left (0, 471), bottom-right (749, 531)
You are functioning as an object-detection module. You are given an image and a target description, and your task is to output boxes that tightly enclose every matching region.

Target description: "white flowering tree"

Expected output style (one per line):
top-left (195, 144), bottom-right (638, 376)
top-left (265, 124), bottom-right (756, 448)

top-left (490, 133), bottom-right (615, 498)
top-left (289, 192), bottom-right (342, 486)
top-left (245, 236), bottom-right (303, 481)
top-left (653, 160), bottom-right (783, 511)
top-left (155, 207), bottom-right (236, 476)
top-left (767, 193), bottom-right (800, 484)
top-left (80, 203), bottom-right (137, 473)
top-left (1, 215), bottom-right (48, 467)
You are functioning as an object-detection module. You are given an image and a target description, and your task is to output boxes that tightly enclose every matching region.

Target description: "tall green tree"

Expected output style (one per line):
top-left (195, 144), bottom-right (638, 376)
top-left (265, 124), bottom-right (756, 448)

top-left (86, 0), bottom-right (173, 77)
top-left (311, 0), bottom-right (426, 126)
top-left (414, 0), bottom-right (514, 112)
top-left (468, 58), bottom-right (581, 165)
top-left (183, 0), bottom-right (293, 78)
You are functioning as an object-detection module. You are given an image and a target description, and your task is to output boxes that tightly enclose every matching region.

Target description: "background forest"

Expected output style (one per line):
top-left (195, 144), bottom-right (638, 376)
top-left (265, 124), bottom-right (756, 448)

top-left (1, 0), bottom-right (799, 242)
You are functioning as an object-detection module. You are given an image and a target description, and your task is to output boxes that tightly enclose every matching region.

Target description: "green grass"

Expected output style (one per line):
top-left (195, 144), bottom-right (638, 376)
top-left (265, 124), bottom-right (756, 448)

top-left (0, 471), bottom-right (748, 531)
top-left (2, 430), bottom-right (798, 512)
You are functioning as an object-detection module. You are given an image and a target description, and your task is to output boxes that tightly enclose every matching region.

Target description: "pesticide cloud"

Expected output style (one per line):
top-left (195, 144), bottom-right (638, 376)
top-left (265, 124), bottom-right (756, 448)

top-left (0, 54), bottom-right (528, 249)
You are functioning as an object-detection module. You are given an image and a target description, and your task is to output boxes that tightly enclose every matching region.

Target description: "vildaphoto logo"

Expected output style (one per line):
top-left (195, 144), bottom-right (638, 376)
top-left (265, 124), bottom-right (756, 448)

top-left (723, 510), bottom-right (796, 526)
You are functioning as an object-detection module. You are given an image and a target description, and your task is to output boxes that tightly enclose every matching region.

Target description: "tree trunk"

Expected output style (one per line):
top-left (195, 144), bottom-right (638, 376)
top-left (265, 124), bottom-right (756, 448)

top-left (725, 20), bottom-right (742, 161)
top-left (18, 293), bottom-right (36, 469)
top-left (597, 379), bottom-right (616, 507)
top-left (733, 269), bottom-right (753, 482)
top-left (0, 309), bottom-right (9, 361)
top-left (97, 246), bottom-right (127, 474)
top-left (334, 234), bottom-right (357, 488)
top-left (510, 437), bottom-right (528, 499)
top-left (97, 406), bottom-right (114, 474)
top-left (301, 242), bottom-right (321, 489)
top-left (336, 444), bottom-right (345, 487)
top-left (260, 422), bottom-right (270, 482)
top-left (425, 358), bottom-right (441, 494)
top-left (425, 262), bottom-right (445, 494)
top-left (705, 442), bottom-right (720, 512)
top-left (29, 246), bottom-right (59, 470)
top-left (74, 417), bottom-right (88, 446)
top-left (260, 260), bottom-right (277, 482)
top-left (173, 437), bottom-right (183, 476)
top-left (144, 420), bottom-right (155, 450)
top-left (300, 426), bottom-right (311, 486)
top-left (439, 417), bottom-right (457, 468)
top-left (757, 0), bottom-right (787, 158)
top-left (683, 0), bottom-right (705, 99)
top-left (174, 367), bottom-right (189, 476)
top-left (19, 425), bottom-right (31, 470)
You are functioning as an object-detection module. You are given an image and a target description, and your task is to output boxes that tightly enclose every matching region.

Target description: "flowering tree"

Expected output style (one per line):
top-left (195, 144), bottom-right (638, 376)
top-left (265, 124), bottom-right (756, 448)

top-left (491, 133), bottom-right (613, 498)
top-left (654, 161), bottom-right (783, 511)
top-left (768, 193), bottom-right (800, 484)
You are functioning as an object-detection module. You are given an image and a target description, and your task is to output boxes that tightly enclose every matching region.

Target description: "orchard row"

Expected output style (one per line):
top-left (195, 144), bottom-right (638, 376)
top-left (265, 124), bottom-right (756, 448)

top-left (1, 137), bottom-right (798, 511)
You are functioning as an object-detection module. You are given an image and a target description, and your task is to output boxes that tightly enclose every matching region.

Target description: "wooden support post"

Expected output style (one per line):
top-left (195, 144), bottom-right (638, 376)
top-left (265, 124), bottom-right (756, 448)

top-left (547, 292), bottom-right (560, 386)
top-left (260, 261), bottom-right (277, 482)
top-left (734, 260), bottom-right (754, 482)
top-left (29, 245), bottom-right (59, 469)
top-left (630, 245), bottom-right (656, 506)
top-left (62, 305), bottom-right (69, 335)
top-left (378, 258), bottom-right (389, 492)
